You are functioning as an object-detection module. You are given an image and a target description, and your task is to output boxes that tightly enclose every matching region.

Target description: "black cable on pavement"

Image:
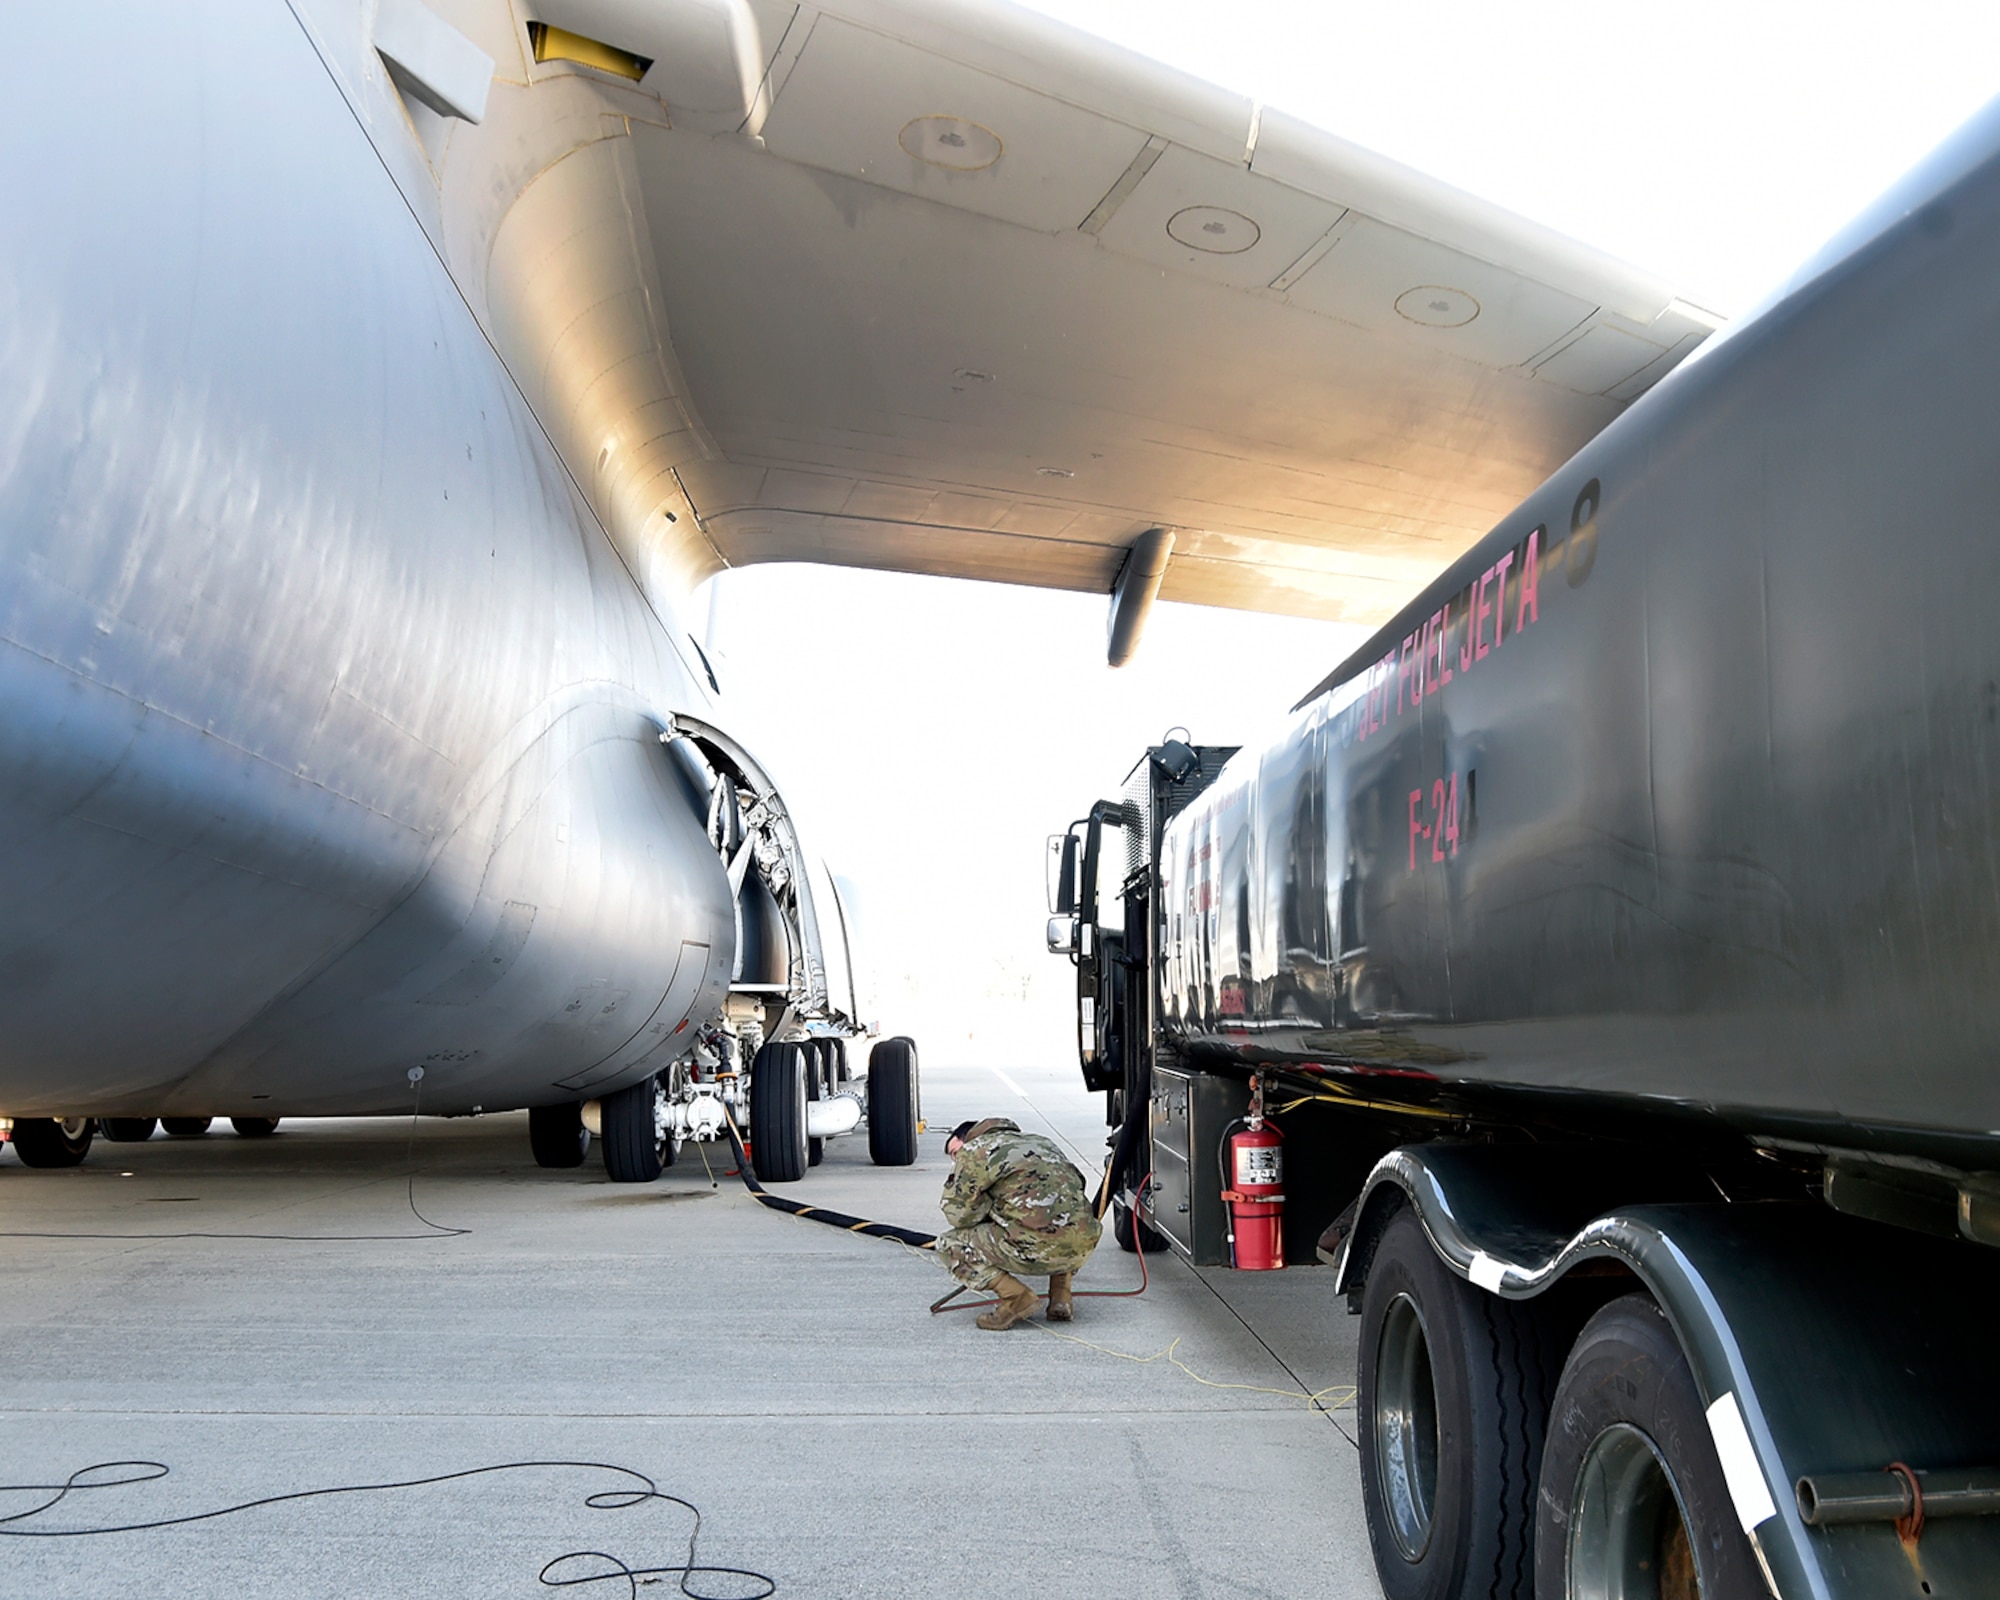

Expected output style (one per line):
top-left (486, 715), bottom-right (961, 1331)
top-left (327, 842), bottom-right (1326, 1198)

top-left (0, 1458), bottom-right (773, 1599)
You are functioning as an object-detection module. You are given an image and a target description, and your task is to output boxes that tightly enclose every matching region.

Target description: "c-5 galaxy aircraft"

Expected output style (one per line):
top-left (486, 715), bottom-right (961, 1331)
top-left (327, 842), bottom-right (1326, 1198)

top-left (0, 0), bottom-right (1715, 1179)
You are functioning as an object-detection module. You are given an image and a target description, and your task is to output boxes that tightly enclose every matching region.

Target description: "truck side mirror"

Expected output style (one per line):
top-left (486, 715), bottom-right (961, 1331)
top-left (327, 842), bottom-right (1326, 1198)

top-left (1046, 916), bottom-right (1077, 955)
top-left (1054, 832), bottom-right (1079, 915)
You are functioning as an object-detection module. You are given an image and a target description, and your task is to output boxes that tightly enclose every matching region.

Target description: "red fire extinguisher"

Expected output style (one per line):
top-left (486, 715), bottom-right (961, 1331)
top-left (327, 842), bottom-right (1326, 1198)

top-left (1222, 1080), bottom-right (1284, 1270)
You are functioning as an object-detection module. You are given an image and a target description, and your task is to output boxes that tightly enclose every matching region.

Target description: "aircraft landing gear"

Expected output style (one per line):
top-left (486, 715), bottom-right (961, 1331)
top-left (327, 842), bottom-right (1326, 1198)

top-left (529, 1102), bottom-right (590, 1169)
top-left (100, 1117), bottom-right (158, 1142)
top-left (12, 1117), bottom-right (95, 1168)
top-left (161, 1117), bottom-right (213, 1136)
top-left (230, 1117), bottom-right (280, 1137)
top-left (749, 1041), bottom-right (808, 1184)
top-left (600, 1071), bottom-right (676, 1183)
top-left (866, 1037), bottom-right (920, 1167)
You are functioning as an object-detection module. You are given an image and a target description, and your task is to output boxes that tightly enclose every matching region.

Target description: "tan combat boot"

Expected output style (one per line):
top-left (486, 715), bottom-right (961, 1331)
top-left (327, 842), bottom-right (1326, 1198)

top-left (1046, 1272), bottom-right (1074, 1322)
top-left (976, 1274), bottom-right (1041, 1330)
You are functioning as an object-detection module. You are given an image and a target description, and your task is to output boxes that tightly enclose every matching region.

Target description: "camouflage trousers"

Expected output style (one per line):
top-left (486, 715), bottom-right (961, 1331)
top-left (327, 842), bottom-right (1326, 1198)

top-left (934, 1220), bottom-right (1100, 1290)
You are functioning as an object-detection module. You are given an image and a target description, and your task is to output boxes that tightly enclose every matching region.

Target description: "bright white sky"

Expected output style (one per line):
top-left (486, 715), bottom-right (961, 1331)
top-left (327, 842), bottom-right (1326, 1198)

top-left (712, 2), bottom-right (2000, 1079)
top-left (1018, 0), bottom-right (2000, 317)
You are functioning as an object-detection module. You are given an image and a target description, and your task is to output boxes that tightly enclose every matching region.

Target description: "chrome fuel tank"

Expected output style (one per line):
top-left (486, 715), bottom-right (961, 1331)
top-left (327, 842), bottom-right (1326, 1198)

top-left (1161, 99), bottom-right (2000, 1167)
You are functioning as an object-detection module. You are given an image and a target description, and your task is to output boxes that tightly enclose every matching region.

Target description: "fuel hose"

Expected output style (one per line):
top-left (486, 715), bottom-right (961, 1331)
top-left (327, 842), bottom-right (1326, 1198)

top-left (720, 1117), bottom-right (937, 1249)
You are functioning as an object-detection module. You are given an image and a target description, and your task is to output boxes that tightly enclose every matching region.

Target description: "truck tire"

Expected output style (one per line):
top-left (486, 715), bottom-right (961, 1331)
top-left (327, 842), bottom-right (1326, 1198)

top-left (528, 1102), bottom-right (590, 1169)
top-left (751, 1042), bottom-right (809, 1182)
top-left (1357, 1206), bottom-right (1562, 1600)
top-left (1112, 1196), bottom-right (1169, 1253)
top-left (231, 1117), bottom-right (280, 1137)
top-left (161, 1117), bottom-right (212, 1136)
top-left (866, 1037), bottom-right (919, 1167)
top-left (1535, 1293), bottom-right (1764, 1600)
top-left (100, 1117), bottom-right (158, 1142)
top-left (12, 1117), bottom-right (94, 1168)
top-left (600, 1073), bottom-right (668, 1183)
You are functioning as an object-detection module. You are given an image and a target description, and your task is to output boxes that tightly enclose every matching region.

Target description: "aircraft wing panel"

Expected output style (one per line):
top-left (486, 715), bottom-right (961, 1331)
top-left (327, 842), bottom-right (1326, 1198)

top-left (421, 0), bottom-right (1724, 637)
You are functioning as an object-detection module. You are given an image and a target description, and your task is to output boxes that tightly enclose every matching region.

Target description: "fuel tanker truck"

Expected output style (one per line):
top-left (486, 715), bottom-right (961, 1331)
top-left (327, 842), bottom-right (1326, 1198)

top-left (1047, 99), bottom-right (2000, 1600)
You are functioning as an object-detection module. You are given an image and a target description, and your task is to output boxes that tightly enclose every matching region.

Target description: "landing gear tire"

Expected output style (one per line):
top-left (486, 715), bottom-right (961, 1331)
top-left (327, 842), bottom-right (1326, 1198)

top-left (1535, 1293), bottom-right (1763, 1600)
top-left (12, 1117), bottom-right (94, 1168)
top-left (230, 1117), bottom-right (280, 1137)
top-left (100, 1117), bottom-right (158, 1142)
top-left (805, 1041), bottom-right (828, 1168)
top-left (750, 1041), bottom-right (808, 1183)
top-left (529, 1102), bottom-right (590, 1169)
top-left (161, 1117), bottom-right (212, 1136)
top-left (1112, 1195), bottom-right (1169, 1253)
top-left (1357, 1206), bottom-right (1563, 1600)
top-left (866, 1036), bottom-right (919, 1167)
top-left (600, 1072), bottom-right (670, 1183)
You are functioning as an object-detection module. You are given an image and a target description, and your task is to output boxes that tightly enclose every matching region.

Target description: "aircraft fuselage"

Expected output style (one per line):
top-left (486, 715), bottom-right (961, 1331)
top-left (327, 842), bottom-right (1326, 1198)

top-left (0, 3), bottom-right (733, 1119)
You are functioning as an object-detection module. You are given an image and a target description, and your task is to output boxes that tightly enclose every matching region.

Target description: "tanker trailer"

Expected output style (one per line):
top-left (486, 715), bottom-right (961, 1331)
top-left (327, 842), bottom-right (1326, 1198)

top-left (1047, 99), bottom-right (2000, 1600)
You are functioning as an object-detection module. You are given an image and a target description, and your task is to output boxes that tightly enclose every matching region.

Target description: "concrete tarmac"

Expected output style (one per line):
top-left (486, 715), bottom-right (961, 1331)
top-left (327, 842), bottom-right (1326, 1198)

top-left (0, 1054), bottom-right (1384, 1599)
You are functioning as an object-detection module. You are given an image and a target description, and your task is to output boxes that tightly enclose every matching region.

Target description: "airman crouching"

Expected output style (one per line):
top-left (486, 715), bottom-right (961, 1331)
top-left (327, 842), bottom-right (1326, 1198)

top-left (936, 1117), bottom-right (1103, 1330)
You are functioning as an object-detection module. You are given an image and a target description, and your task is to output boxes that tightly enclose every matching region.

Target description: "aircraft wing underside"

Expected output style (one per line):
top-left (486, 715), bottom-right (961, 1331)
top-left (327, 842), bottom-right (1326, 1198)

top-left (353, 0), bottom-right (1722, 638)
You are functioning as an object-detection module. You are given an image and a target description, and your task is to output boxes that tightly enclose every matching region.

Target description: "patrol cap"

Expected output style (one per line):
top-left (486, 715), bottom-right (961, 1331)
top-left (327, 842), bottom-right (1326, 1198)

top-left (947, 1120), bottom-right (979, 1144)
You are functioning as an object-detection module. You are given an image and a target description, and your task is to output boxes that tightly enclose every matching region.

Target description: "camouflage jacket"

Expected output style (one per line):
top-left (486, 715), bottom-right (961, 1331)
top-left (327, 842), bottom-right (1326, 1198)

top-left (940, 1119), bottom-right (1102, 1259)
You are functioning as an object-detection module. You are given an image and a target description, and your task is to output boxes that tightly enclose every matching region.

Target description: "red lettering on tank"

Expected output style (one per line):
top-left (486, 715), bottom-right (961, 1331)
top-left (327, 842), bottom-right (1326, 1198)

top-left (1517, 527), bottom-right (1540, 632)
top-left (1437, 602), bottom-right (1453, 686)
top-left (1408, 768), bottom-right (1467, 872)
top-left (1474, 568), bottom-right (1494, 660)
top-left (1492, 551), bottom-right (1516, 645)
top-left (1398, 634), bottom-right (1417, 713)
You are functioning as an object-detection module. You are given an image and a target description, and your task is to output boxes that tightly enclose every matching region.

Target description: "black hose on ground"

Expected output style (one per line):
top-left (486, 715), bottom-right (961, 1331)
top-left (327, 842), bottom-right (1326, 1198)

top-left (721, 1121), bottom-right (937, 1249)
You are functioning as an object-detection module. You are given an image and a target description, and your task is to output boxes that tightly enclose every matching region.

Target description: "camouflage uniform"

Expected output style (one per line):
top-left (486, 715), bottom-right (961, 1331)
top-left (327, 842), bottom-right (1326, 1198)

top-left (935, 1118), bottom-right (1103, 1289)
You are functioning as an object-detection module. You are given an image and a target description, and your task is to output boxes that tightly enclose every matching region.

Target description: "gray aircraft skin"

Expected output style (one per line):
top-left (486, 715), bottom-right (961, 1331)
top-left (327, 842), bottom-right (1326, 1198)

top-left (1157, 97), bottom-right (2000, 1172)
top-left (0, 5), bottom-right (736, 1120)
